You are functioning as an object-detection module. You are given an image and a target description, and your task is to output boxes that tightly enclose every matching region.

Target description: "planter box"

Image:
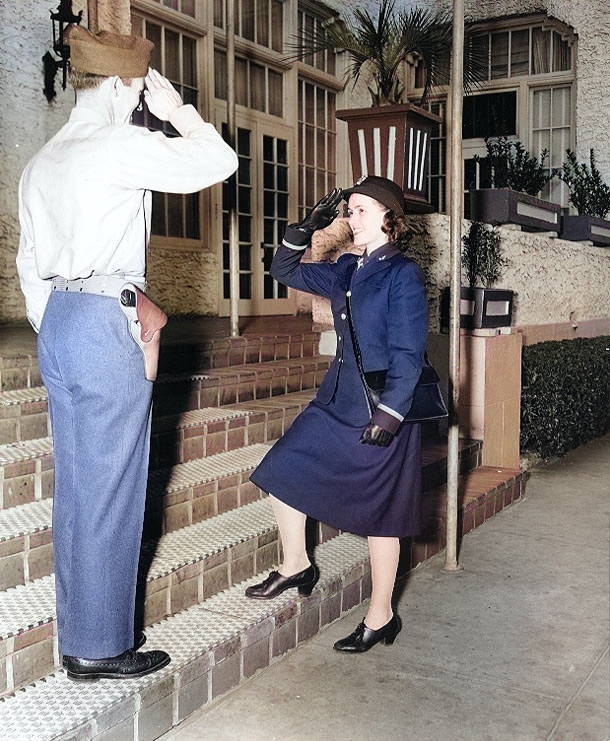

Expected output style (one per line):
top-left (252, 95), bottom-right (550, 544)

top-left (469, 188), bottom-right (561, 233)
top-left (441, 286), bottom-right (514, 331)
top-left (560, 214), bottom-right (610, 247)
top-left (337, 104), bottom-right (441, 213)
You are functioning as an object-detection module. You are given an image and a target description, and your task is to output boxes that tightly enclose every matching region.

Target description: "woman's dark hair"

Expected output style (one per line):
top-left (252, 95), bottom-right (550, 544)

top-left (382, 211), bottom-right (411, 253)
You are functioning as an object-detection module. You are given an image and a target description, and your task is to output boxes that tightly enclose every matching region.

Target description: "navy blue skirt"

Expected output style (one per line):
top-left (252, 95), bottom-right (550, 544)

top-left (250, 395), bottom-right (422, 538)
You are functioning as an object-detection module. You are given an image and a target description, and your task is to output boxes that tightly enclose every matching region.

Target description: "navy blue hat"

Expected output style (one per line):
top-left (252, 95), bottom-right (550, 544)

top-left (342, 175), bottom-right (406, 216)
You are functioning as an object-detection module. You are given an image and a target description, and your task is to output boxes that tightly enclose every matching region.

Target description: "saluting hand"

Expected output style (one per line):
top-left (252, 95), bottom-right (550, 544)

top-left (293, 188), bottom-right (344, 236)
top-left (144, 68), bottom-right (183, 121)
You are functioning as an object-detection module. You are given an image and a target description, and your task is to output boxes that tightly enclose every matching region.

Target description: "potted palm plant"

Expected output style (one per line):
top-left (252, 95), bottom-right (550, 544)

top-left (469, 136), bottom-right (561, 232)
top-left (441, 221), bottom-right (514, 330)
top-left (294, 0), bottom-right (484, 212)
top-left (557, 149), bottom-right (610, 247)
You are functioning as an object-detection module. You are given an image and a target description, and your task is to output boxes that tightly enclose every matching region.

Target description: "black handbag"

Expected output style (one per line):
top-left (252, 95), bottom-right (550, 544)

top-left (345, 291), bottom-right (448, 424)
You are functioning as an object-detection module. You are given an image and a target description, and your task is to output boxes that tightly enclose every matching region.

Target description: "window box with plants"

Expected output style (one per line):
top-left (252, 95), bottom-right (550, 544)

top-left (441, 221), bottom-right (513, 331)
top-left (469, 136), bottom-right (561, 232)
top-left (557, 149), bottom-right (610, 248)
top-left (295, 0), bottom-right (484, 212)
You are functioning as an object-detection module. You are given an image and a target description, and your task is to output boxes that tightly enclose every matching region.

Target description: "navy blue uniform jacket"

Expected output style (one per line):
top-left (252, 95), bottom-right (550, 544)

top-left (271, 228), bottom-right (429, 429)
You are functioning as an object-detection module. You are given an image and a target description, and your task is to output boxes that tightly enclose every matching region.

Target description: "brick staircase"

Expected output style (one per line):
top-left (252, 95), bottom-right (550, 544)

top-left (0, 319), bottom-right (527, 741)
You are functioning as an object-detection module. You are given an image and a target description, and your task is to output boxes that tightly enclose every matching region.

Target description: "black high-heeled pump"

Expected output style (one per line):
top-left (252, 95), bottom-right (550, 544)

top-left (333, 614), bottom-right (402, 653)
top-left (245, 564), bottom-right (319, 600)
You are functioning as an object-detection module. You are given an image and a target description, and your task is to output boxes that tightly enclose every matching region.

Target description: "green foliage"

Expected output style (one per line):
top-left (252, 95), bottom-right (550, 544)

top-left (477, 136), bottom-right (554, 196)
top-left (461, 221), bottom-right (505, 288)
top-left (556, 149), bottom-right (610, 219)
top-left (290, 0), bottom-right (485, 106)
top-left (520, 337), bottom-right (610, 459)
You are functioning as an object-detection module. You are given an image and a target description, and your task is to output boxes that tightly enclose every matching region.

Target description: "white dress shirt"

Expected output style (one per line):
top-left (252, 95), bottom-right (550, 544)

top-left (17, 103), bottom-right (238, 331)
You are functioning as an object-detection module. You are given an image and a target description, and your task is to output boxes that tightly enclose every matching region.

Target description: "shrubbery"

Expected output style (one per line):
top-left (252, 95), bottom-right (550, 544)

top-left (520, 337), bottom-right (610, 459)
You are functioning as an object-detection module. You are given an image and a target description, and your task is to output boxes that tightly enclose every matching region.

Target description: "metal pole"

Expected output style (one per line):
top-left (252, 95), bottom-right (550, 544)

top-left (444, 0), bottom-right (465, 572)
top-left (226, 0), bottom-right (240, 337)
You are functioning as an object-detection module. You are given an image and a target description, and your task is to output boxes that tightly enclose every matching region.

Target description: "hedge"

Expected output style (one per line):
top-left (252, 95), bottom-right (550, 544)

top-left (520, 336), bottom-right (610, 459)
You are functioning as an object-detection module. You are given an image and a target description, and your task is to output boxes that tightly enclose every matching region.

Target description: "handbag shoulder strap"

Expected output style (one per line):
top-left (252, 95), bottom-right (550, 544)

top-left (345, 288), bottom-right (376, 416)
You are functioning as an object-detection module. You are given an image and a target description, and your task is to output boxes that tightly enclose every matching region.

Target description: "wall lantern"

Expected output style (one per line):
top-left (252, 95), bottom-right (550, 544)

top-left (43, 0), bottom-right (83, 102)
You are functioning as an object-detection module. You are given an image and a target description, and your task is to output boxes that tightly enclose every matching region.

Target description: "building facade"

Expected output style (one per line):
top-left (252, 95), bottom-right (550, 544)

top-left (0, 0), bottom-right (609, 324)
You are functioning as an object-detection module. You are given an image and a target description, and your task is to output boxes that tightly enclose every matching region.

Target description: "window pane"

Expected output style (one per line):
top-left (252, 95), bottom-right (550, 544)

top-left (268, 69), bottom-right (283, 117)
top-left (214, 50), bottom-right (227, 100)
top-left (552, 86), bottom-right (571, 126)
top-left (271, 0), bottom-right (283, 52)
top-left (165, 30), bottom-right (180, 82)
top-left (462, 92), bottom-right (516, 139)
top-left (490, 32), bottom-right (509, 79)
top-left (214, 0), bottom-right (224, 28)
top-left (185, 192), bottom-right (199, 239)
top-left (181, 0), bottom-right (195, 16)
top-left (236, 58), bottom-right (248, 106)
top-left (241, 0), bottom-right (255, 41)
top-left (167, 193), bottom-right (183, 237)
top-left (146, 24), bottom-right (162, 71)
top-left (469, 34), bottom-right (489, 82)
top-left (251, 63), bottom-right (265, 111)
top-left (532, 89), bottom-right (551, 129)
top-left (510, 29), bottom-right (529, 76)
top-left (553, 31), bottom-right (571, 72)
top-left (257, 0), bottom-right (269, 47)
top-left (183, 36), bottom-right (195, 86)
top-left (532, 28), bottom-right (551, 74)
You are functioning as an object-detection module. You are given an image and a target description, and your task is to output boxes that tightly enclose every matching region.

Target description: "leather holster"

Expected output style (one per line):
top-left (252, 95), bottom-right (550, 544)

top-left (119, 283), bottom-right (168, 381)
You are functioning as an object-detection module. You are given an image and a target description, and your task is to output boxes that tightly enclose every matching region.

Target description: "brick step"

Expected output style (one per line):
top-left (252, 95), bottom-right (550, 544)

top-left (0, 467), bottom-right (528, 735)
top-left (0, 327), bottom-right (321, 394)
top-left (149, 389), bottom-right (314, 469)
top-left (0, 437), bottom-right (482, 588)
top-left (157, 330), bottom-right (321, 376)
top-left (0, 389), bottom-right (316, 513)
top-left (0, 355), bottom-right (329, 445)
top-left (0, 532), bottom-right (371, 740)
top-left (151, 356), bottom-right (332, 417)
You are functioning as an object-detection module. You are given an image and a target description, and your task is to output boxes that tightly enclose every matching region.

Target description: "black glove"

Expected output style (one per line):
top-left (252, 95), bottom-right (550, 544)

top-left (360, 423), bottom-right (394, 447)
top-left (293, 188), bottom-right (343, 236)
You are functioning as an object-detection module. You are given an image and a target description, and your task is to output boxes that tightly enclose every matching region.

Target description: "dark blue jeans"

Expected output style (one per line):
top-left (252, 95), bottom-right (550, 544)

top-left (38, 291), bottom-right (153, 659)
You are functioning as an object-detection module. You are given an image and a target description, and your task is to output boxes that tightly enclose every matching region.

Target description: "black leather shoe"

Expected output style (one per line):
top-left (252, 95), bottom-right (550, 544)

top-left (64, 648), bottom-right (170, 682)
top-left (62, 632), bottom-right (147, 668)
top-left (245, 564), bottom-right (319, 599)
top-left (333, 615), bottom-right (402, 653)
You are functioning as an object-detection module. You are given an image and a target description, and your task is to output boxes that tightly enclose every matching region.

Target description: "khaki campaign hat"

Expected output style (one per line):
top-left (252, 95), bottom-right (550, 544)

top-left (65, 25), bottom-right (154, 78)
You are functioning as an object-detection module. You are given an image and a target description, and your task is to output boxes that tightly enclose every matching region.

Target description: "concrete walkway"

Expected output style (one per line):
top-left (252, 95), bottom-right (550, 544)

top-left (160, 434), bottom-right (610, 741)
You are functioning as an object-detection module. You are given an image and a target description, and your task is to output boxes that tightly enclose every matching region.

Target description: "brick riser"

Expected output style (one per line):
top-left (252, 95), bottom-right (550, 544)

top-left (0, 463), bottom-right (525, 699)
top-left (0, 331), bottom-right (321, 395)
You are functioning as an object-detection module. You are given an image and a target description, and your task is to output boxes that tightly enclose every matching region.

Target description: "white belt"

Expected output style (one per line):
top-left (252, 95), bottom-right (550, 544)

top-left (52, 275), bottom-right (146, 298)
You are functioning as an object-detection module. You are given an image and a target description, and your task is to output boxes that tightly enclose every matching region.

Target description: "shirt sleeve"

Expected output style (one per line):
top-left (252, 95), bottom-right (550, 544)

top-left (116, 105), bottom-right (238, 194)
top-left (270, 226), bottom-right (352, 299)
top-left (16, 177), bottom-right (51, 332)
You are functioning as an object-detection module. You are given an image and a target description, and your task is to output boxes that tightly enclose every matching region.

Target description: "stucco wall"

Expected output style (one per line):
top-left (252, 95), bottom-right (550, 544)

top-left (0, 0), bottom-right (87, 323)
top-left (146, 247), bottom-right (219, 316)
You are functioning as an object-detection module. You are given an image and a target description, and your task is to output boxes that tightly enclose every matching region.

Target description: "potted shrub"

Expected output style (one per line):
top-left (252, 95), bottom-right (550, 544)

top-left (469, 136), bottom-right (561, 232)
top-left (294, 0), bottom-right (485, 212)
top-left (441, 221), bottom-right (514, 331)
top-left (557, 149), bottom-right (610, 247)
